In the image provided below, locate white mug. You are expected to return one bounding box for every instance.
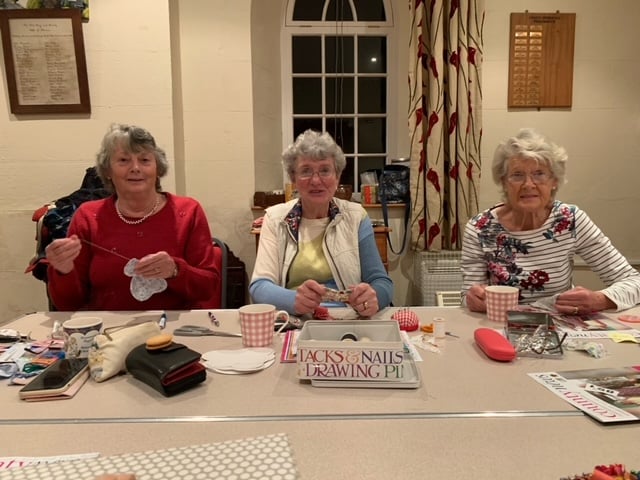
[62,316,103,358]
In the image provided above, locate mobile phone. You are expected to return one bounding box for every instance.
[19,358,89,400]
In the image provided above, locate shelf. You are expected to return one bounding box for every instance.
[253,203,406,211]
[362,203,406,208]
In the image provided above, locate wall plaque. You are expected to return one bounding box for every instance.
[508,12,575,108]
[0,8,90,114]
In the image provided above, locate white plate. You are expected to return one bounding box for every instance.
[205,357,275,375]
[202,348,275,371]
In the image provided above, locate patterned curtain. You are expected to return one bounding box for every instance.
[408,0,484,251]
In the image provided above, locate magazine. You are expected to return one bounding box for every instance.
[512,305,640,338]
[529,366,640,423]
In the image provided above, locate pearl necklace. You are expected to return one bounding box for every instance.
[115,196,160,225]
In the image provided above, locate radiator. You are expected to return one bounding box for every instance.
[414,251,463,306]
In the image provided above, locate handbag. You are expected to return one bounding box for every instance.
[125,342,206,396]
[378,165,411,254]
[88,321,161,383]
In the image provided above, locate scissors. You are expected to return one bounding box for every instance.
[173,325,242,338]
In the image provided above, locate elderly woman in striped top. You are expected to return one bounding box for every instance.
[462,128,640,315]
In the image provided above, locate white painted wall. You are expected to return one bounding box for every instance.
[1,0,638,322]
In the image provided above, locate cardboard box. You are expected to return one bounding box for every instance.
[296,320,405,381]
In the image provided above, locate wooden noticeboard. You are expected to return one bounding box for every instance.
[508,12,575,108]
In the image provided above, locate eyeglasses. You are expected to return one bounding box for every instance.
[295,167,335,180]
[506,171,552,184]
[512,325,567,357]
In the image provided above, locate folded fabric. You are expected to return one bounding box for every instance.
[125,342,206,397]
[88,321,161,383]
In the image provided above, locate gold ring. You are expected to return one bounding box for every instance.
[363,301,369,310]
[573,306,579,315]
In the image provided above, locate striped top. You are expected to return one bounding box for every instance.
[461,201,640,311]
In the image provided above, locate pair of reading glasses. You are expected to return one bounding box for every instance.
[506,171,552,184]
[513,325,567,355]
[295,167,336,180]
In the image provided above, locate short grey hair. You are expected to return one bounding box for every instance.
[282,129,346,181]
[95,123,169,193]
[492,128,567,197]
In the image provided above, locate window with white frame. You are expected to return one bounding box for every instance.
[282,0,395,192]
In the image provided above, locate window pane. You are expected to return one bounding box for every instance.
[293,78,322,114]
[292,36,321,73]
[340,157,355,187]
[293,118,323,139]
[326,118,355,153]
[358,118,386,153]
[358,36,386,74]
[325,36,354,73]
[326,0,354,21]
[326,77,354,114]
[353,0,386,21]
[358,77,385,114]
[292,0,325,21]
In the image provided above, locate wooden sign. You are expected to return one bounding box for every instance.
[508,12,575,108]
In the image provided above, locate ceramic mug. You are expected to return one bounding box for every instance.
[239,304,289,347]
[62,316,103,358]
[485,286,519,323]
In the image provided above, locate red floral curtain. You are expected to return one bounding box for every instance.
[408,0,484,251]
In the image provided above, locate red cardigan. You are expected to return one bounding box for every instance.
[48,193,220,311]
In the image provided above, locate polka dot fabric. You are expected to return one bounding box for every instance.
[391,308,419,332]
[0,433,297,480]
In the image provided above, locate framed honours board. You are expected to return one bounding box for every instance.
[0,8,90,115]
[508,12,575,108]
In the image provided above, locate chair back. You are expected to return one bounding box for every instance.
[212,237,228,309]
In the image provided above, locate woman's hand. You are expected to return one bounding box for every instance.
[134,251,178,279]
[294,279,325,315]
[466,284,488,312]
[348,282,379,317]
[45,234,82,274]
[554,286,616,314]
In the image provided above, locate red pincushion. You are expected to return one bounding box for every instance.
[313,306,333,320]
[391,309,419,331]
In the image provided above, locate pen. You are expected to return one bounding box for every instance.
[159,312,167,330]
[208,311,220,327]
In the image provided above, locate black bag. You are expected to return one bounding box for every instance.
[379,165,410,204]
[125,342,206,397]
[378,165,411,254]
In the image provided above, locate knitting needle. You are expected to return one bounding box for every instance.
[80,238,131,261]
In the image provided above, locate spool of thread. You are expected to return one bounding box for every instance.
[340,332,358,342]
[433,317,446,339]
